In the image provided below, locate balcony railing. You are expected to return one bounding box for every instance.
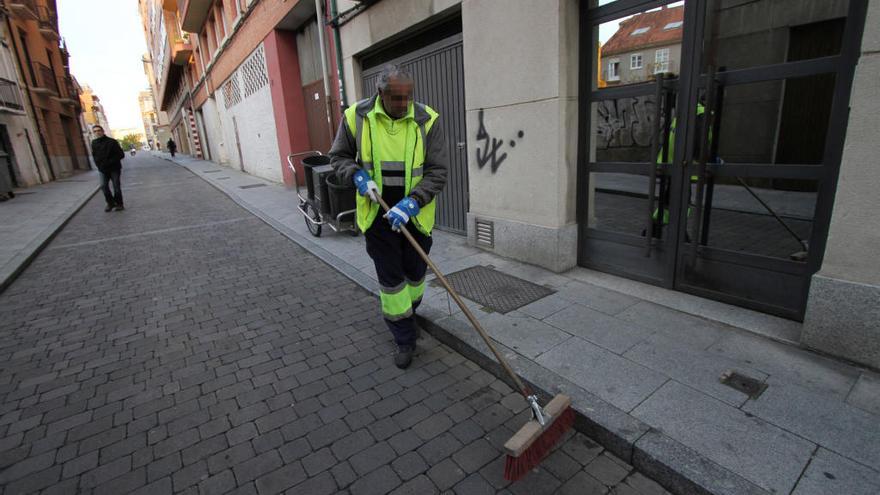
[38,6,60,41]
[8,0,39,20]
[172,36,193,66]
[53,75,78,105]
[30,62,59,95]
[0,78,25,113]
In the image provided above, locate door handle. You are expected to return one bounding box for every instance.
[645,74,666,257]
[691,65,718,260]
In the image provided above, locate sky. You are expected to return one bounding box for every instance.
[58,0,149,132]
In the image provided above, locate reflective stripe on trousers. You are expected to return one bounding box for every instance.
[365,217,432,346]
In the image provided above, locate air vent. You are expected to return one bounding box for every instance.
[475,218,494,249]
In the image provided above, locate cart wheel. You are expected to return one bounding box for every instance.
[304,203,322,237]
[348,227,359,237]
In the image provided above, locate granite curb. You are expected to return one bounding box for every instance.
[0,181,100,295]
[167,154,769,495]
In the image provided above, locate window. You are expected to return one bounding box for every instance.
[631,27,650,36]
[664,21,683,30]
[654,48,670,73]
[630,53,643,70]
[607,59,620,81]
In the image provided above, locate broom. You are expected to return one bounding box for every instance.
[375,196,574,481]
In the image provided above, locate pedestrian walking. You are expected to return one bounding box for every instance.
[330,64,448,369]
[167,138,177,157]
[90,125,125,212]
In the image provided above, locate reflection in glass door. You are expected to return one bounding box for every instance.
[579,1,691,285]
[578,0,867,319]
[674,0,865,319]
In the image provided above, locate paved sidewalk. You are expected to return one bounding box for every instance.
[0,171,100,293]
[0,155,669,494]
[160,151,880,495]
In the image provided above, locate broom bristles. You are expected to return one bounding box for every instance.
[503,405,575,481]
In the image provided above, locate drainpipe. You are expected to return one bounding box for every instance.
[329,0,347,108]
[314,0,335,140]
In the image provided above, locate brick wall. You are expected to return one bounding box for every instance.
[201,0,298,102]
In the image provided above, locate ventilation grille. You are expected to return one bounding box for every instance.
[475,219,494,249]
[241,45,268,98]
[222,73,241,109]
[222,44,268,109]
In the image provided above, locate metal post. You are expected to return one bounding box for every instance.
[314,0,336,141]
[329,0,347,108]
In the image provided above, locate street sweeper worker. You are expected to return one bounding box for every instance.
[329,64,449,370]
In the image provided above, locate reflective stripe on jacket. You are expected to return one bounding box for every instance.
[329,94,448,235]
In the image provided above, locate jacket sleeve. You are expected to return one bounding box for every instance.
[90,141,100,163]
[409,121,449,207]
[114,140,125,161]
[329,120,360,184]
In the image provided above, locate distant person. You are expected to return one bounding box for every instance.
[90,125,125,212]
[0,163,13,202]
[166,138,177,157]
[130,146,136,157]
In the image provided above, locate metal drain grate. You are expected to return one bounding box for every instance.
[720,371,767,399]
[239,183,267,189]
[217,177,230,180]
[437,265,555,314]
[203,170,223,173]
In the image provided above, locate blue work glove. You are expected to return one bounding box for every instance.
[352,169,378,202]
[385,197,420,231]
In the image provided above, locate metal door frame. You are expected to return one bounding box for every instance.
[577,0,868,319]
[577,0,700,286]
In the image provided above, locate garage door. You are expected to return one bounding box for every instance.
[362,34,468,234]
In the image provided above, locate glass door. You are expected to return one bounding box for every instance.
[672,0,866,319]
[578,0,692,286]
[578,0,867,320]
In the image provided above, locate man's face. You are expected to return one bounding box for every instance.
[93,127,104,137]
[379,77,414,119]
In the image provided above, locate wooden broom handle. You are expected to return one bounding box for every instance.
[376,196,532,398]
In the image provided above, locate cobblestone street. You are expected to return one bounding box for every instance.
[0,156,669,495]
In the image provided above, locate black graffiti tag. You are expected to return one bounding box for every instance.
[476,108,520,174]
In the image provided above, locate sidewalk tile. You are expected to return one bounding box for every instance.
[544,304,654,354]
[536,338,666,411]
[623,338,768,407]
[556,281,641,316]
[792,448,880,495]
[846,372,880,416]
[617,301,727,350]
[743,380,880,471]
[632,381,814,494]
[708,332,859,398]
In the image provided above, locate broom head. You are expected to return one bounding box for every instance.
[503,394,574,481]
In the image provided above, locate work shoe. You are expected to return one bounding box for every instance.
[115,204,125,211]
[104,205,114,212]
[394,345,415,369]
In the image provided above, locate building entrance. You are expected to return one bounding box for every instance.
[578,0,867,319]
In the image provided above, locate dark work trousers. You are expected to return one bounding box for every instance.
[101,169,123,207]
[365,217,433,348]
